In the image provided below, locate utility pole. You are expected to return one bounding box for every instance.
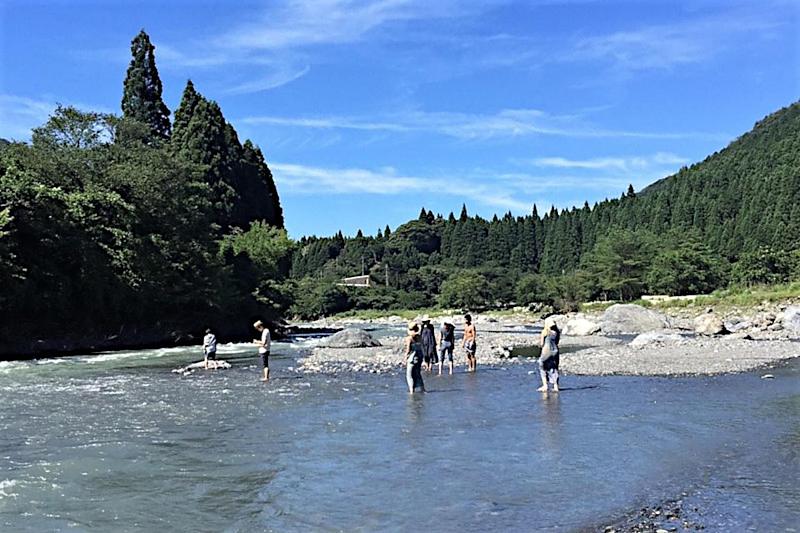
[385,263,390,287]
[361,255,365,276]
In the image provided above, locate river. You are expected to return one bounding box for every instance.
[1,334,798,532]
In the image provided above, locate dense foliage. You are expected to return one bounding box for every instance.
[2,29,799,345]
[290,102,800,315]
[0,32,285,354]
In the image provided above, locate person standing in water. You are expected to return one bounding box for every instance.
[252,320,271,382]
[402,322,425,393]
[438,322,455,375]
[463,314,477,372]
[203,328,218,369]
[538,322,561,393]
[420,317,438,372]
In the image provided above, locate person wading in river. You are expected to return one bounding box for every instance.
[203,327,218,370]
[420,316,438,372]
[438,322,455,375]
[252,320,271,382]
[402,322,426,393]
[538,321,561,393]
[463,314,477,372]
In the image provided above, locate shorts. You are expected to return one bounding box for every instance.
[539,353,559,372]
[259,351,270,368]
[205,351,217,360]
[465,340,476,357]
[439,341,454,362]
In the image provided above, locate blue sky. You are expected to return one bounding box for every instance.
[1,0,798,237]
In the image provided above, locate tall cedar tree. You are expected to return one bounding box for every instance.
[172,80,283,230]
[121,30,171,139]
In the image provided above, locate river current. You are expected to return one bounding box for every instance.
[1,333,798,532]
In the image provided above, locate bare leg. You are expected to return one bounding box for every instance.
[537,367,548,392]
[551,369,559,392]
[449,360,454,375]
[261,367,270,381]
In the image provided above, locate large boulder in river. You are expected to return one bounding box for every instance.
[629,331,684,348]
[564,316,601,336]
[543,314,567,330]
[694,312,728,335]
[783,306,800,335]
[318,328,382,348]
[600,304,671,334]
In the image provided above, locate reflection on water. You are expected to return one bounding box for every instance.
[538,393,563,457]
[0,341,798,532]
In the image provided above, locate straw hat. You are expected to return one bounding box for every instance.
[253,320,264,328]
[420,314,431,323]
[407,321,420,334]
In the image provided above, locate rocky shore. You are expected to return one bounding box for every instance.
[296,303,800,376]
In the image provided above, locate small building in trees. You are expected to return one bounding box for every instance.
[339,275,372,287]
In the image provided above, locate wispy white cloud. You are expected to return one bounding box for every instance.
[271,161,533,210]
[272,162,430,194]
[216,0,463,50]
[241,115,409,132]
[240,109,728,141]
[567,9,783,72]
[223,65,312,95]
[527,152,689,172]
[0,95,54,140]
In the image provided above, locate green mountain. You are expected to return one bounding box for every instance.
[289,101,800,316]
[637,101,800,254]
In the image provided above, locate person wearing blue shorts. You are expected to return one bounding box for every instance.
[437,322,455,375]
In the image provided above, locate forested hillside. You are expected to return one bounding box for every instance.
[289,102,800,317]
[0,31,287,356]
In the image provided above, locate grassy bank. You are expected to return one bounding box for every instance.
[580,281,800,314]
[327,282,800,323]
[653,282,800,310]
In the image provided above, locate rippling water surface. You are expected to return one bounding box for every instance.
[1,336,798,532]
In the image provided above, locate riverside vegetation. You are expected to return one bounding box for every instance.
[1,30,799,357]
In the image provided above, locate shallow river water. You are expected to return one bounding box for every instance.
[1,336,798,532]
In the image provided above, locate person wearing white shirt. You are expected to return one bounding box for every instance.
[252,320,271,382]
[203,328,218,369]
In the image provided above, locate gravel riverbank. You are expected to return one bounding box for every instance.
[296,306,800,376]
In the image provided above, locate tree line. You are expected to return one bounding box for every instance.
[0,31,287,354]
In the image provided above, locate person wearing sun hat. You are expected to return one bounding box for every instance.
[419,315,438,372]
[402,321,425,393]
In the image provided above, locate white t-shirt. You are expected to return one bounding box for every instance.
[259,328,271,354]
[203,333,217,353]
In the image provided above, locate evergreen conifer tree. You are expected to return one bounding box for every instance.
[121,30,171,139]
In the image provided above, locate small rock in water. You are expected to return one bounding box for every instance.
[761,374,775,379]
